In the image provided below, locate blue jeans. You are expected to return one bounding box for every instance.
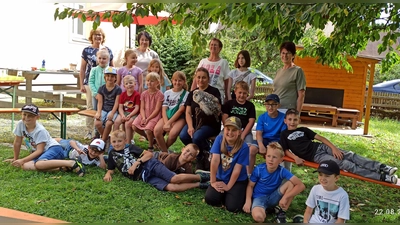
[34,145,65,163]
[313,143,383,181]
[179,125,219,159]
[251,188,283,210]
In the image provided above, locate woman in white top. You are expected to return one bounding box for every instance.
[190,38,230,103]
[133,31,159,74]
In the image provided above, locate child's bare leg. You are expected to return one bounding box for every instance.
[125,118,134,144]
[145,129,155,148]
[35,160,75,171]
[164,182,200,192]
[154,120,168,152]
[170,173,200,183]
[113,115,123,131]
[22,161,37,170]
[252,207,267,223]
[166,119,185,149]
[133,125,146,138]
[94,120,104,137]
[102,120,114,142]
[248,145,259,175]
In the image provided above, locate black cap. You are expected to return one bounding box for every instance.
[21,104,39,116]
[265,94,280,103]
[314,160,340,175]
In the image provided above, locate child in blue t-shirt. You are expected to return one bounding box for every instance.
[248,93,287,175]
[205,116,249,213]
[243,142,305,223]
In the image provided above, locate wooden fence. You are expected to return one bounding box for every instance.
[254,85,400,111]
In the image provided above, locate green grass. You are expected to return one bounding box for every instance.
[1,99,400,222]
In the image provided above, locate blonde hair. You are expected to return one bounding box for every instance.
[220,126,244,157]
[267,142,285,158]
[171,71,188,91]
[96,49,110,64]
[147,59,170,87]
[88,28,106,44]
[234,81,249,92]
[146,72,160,82]
[110,130,126,140]
[183,143,200,156]
[123,75,136,84]
[123,49,137,66]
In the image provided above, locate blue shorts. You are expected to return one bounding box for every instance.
[251,188,283,210]
[142,158,175,191]
[34,145,65,163]
[100,110,118,126]
[251,138,275,148]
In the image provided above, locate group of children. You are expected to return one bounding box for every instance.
[3,47,399,223]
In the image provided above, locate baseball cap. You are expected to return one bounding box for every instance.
[314,160,340,175]
[104,66,117,75]
[89,139,105,151]
[21,104,39,116]
[265,94,280,103]
[224,116,242,130]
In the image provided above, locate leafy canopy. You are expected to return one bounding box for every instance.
[54,3,400,72]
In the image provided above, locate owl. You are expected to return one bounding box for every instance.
[192,90,221,122]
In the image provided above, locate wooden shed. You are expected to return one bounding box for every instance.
[294,51,380,135]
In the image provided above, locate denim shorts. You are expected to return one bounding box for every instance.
[251,138,274,148]
[142,158,176,191]
[34,145,65,163]
[251,188,283,210]
[100,110,118,126]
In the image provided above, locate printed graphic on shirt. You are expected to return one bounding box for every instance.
[202,63,221,87]
[112,148,136,173]
[316,197,339,223]
[230,106,248,116]
[287,131,305,140]
[123,101,135,111]
[221,153,233,171]
[166,95,178,107]
[23,131,36,152]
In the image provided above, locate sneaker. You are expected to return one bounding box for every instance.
[380,164,398,176]
[196,169,210,182]
[383,174,398,184]
[84,132,92,140]
[275,206,287,223]
[131,139,135,145]
[199,181,210,189]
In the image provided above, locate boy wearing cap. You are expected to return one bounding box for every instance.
[94,66,122,144]
[248,94,287,175]
[4,104,85,176]
[243,142,305,223]
[304,160,350,223]
[281,109,398,184]
[55,138,107,169]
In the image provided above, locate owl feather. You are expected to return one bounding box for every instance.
[192,90,221,122]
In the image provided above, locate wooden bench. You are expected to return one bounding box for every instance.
[302,103,337,116]
[78,109,97,118]
[0,108,81,139]
[283,156,400,189]
[332,108,360,129]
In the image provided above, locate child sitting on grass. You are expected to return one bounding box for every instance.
[243,142,305,223]
[55,138,107,169]
[4,104,85,176]
[281,108,398,184]
[103,130,210,192]
[303,160,350,223]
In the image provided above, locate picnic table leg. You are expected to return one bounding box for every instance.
[11,85,16,131]
[50,112,67,139]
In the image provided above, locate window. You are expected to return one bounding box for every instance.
[70,3,88,43]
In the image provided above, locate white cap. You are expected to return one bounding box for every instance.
[89,139,105,151]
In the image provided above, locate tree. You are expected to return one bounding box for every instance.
[54,3,400,72]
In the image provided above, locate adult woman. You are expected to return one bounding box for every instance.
[180,67,222,170]
[190,38,230,103]
[273,41,306,113]
[79,28,114,140]
[133,31,159,74]
[226,50,256,100]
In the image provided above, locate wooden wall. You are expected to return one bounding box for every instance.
[294,56,377,121]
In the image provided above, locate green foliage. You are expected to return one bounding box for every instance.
[372,63,400,84]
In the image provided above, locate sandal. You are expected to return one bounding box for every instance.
[147,146,154,152]
[59,166,73,172]
[71,158,85,177]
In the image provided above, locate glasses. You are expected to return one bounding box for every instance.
[264,103,278,107]
[280,52,292,56]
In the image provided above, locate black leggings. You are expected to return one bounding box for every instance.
[205,179,248,212]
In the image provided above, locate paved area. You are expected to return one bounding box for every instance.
[0,207,67,223]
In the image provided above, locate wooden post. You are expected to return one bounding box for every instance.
[364,63,375,135]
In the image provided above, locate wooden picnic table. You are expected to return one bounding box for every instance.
[0,108,80,139]
[0,80,23,130]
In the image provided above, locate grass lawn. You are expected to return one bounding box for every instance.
[0,100,399,222]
